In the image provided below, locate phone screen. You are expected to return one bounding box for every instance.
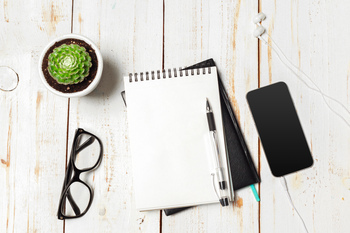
[246,82,313,177]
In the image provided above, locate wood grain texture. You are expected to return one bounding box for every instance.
[2,0,350,232]
[0,1,71,232]
[162,0,259,232]
[259,0,350,232]
[65,0,163,232]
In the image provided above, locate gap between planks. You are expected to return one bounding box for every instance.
[159,0,165,232]
[257,1,262,233]
[63,98,70,233]
[63,0,74,230]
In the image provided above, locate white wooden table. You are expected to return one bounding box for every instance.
[1,0,350,232]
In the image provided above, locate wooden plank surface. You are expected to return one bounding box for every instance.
[65,0,163,232]
[0,1,71,232]
[259,0,350,232]
[161,0,259,232]
[1,0,350,232]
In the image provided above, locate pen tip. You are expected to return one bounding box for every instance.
[206,98,210,111]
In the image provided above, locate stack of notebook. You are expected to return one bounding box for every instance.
[123,59,260,215]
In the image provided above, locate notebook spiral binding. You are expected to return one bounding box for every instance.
[128,67,212,83]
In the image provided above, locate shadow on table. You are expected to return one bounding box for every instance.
[86,58,121,99]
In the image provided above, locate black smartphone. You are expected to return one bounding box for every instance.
[246,82,313,177]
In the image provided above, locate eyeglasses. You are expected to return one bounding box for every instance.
[57,128,103,220]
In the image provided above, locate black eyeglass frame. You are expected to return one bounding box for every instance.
[57,128,103,220]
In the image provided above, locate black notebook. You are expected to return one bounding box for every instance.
[163,59,260,216]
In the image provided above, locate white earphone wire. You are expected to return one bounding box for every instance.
[279,177,309,233]
[265,32,350,116]
[253,16,348,233]
[257,29,350,128]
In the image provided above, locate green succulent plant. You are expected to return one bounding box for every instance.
[48,43,92,85]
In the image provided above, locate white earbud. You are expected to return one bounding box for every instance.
[253,26,265,38]
[253,12,266,24]
[253,13,267,38]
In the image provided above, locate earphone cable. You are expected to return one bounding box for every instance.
[265,31,350,117]
[279,177,309,233]
[258,34,350,128]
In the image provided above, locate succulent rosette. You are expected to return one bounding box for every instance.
[48,44,92,85]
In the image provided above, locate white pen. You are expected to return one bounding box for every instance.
[206,98,229,207]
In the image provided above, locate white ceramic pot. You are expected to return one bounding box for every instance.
[38,34,103,98]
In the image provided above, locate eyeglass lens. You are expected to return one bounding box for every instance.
[62,182,91,217]
[74,133,101,170]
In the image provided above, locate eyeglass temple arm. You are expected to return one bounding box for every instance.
[60,142,81,216]
[76,136,95,154]
[66,190,81,215]
[60,160,81,216]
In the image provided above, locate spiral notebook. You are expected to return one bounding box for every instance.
[163,59,260,216]
[124,66,233,211]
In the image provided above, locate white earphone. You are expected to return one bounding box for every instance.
[253,12,267,38]
[253,26,265,38]
[252,13,350,233]
[253,12,266,25]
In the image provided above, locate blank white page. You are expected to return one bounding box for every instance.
[124,67,231,211]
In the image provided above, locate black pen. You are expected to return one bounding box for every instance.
[206,98,229,207]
